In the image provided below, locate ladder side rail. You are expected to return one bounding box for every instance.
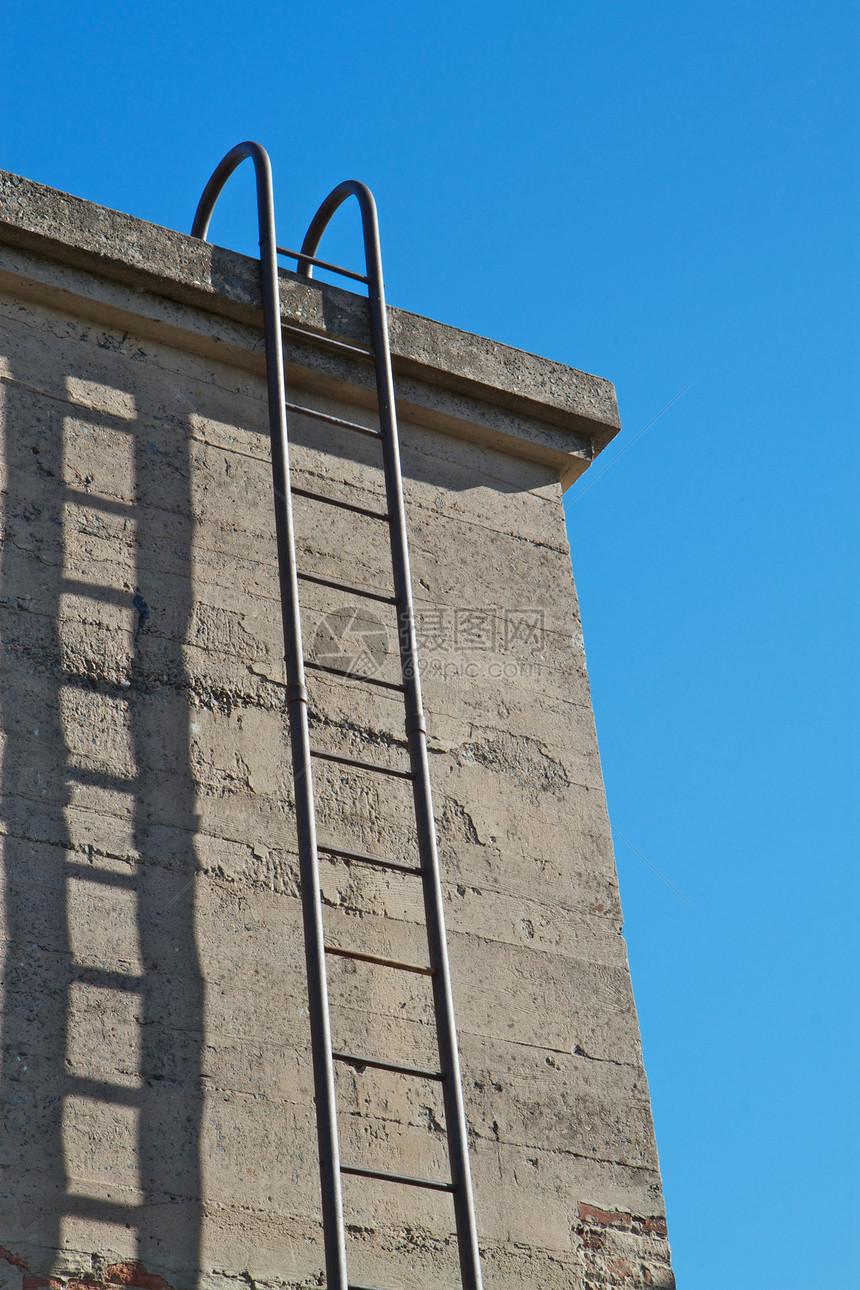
[192,142,349,1290]
[300,184,484,1290]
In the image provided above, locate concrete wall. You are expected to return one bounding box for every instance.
[0,173,674,1290]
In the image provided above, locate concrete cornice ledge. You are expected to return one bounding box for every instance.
[0,170,620,489]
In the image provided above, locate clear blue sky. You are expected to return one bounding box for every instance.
[2,3,857,1285]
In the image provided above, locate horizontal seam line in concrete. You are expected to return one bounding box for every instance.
[454,1030,643,1066]
[318,919,629,972]
[469,1134,660,1171]
[0,820,620,903]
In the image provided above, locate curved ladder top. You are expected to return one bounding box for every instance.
[297,180,384,292]
[188,140,287,539]
[192,153,382,304]
[191,140,275,243]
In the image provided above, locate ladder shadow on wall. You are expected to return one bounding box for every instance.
[0,355,205,1287]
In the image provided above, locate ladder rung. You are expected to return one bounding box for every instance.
[349,1284,408,1290]
[60,578,131,608]
[324,945,434,976]
[305,660,405,693]
[332,1050,444,1081]
[66,1195,140,1219]
[291,485,388,520]
[317,842,422,876]
[297,571,397,605]
[311,748,413,780]
[72,965,144,992]
[284,399,382,439]
[65,1075,141,1104]
[282,322,375,360]
[67,767,136,794]
[340,1164,455,1193]
[65,861,137,888]
[63,487,134,515]
[276,244,369,284]
[350,1284,426,1290]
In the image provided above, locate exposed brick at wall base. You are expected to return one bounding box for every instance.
[1,1252,173,1290]
[574,1206,674,1287]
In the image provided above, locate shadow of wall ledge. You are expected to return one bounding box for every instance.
[0,169,620,491]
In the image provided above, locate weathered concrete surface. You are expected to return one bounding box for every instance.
[0,174,672,1290]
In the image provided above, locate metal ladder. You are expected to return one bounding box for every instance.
[192,142,483,1290]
